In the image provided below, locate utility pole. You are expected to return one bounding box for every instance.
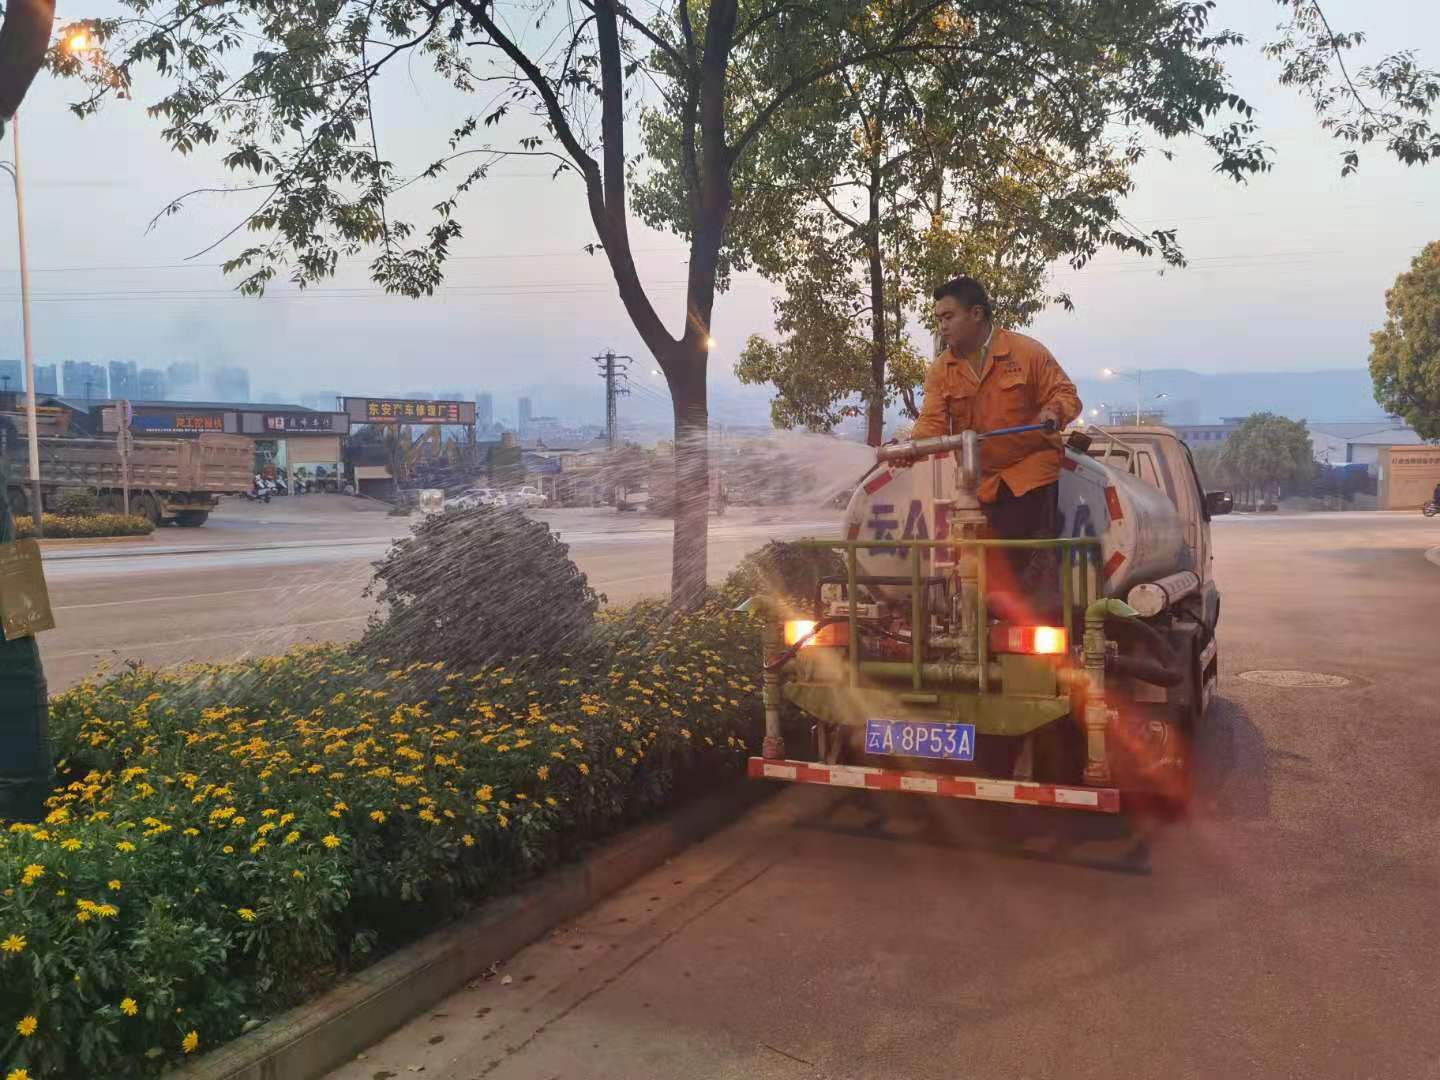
[594,350,632,451]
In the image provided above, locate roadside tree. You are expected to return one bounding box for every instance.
[1370,240,1440,440]
[1220,412,1314,507]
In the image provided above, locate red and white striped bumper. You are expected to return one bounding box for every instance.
[748,757,1121,814]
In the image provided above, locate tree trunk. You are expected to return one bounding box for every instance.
[865,170,887,447]
[668,351,710,610]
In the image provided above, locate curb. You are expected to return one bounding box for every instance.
[173,780,774,1080]
[33,534,154,548]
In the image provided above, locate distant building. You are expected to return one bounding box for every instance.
[109,360,139,400]
[33,364,58,396]
[137,368,166,400]
[523,416,605,448]
[166,362,201,401]
[403,390,435,401]
[299,391,342,412]
[1309,418,1423,468]
[214,365,251,402]
[1172,417,1246,446]
[0,359,21,393]
[518,396,533,437]
[62,360,108,400]
[476,392,494,428]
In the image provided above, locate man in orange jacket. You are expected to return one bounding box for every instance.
[911,276,1082,602]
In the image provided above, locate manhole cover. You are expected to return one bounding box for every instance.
[1236,669,1350,688]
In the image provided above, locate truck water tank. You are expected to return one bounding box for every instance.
[840,448,1192,601]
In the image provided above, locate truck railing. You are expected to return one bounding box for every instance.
[788,536,1103,694]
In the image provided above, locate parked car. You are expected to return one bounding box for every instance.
[444,487,507,511]
[506,485,550,508]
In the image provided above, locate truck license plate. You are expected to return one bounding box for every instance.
[865,720,975,762]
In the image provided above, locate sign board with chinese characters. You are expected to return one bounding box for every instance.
[263,412,335,433]
[1380,445,1440,509]
[129,410,232,434]
[0,540,55,640]
[343,397,476,426]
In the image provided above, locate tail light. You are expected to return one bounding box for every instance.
[784,620,850,648]
[990,624,1068,655]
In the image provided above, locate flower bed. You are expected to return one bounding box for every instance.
[0,597,760,1078]
[14,514,154,540]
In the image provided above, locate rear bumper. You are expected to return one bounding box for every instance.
[748,756,1120,813]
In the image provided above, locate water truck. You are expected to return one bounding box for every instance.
[745,423,1233,815]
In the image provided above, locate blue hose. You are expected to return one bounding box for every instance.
[978,422,1051,440]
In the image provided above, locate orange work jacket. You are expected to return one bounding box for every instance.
[910,328,1082,503]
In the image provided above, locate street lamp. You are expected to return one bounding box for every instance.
[0,117,44,533]
[1101,368,1168,425]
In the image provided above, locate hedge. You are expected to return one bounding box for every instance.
[0,595,760,1078]
[13,514,154,540]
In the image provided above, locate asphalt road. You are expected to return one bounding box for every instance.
[36,501,840,690]
[327,510,1440,1080]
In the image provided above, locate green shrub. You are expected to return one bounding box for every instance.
[724,540,844,606]
[53,488,99,518]
[14,514,154,539]
[7,594,760,1077]
[362,505,603,669]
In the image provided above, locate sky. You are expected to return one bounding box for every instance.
[2,0,1438,429]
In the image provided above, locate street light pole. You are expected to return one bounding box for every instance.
[1,112,44,534]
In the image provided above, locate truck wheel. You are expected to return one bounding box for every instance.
[175,511,210,528]
[1112,709,1192,820]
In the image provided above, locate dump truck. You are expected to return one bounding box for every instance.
[0,410,253,527]
[746,422,1232,815]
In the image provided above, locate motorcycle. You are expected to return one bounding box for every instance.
[242,476,273,504]
[1424,501,1438,518]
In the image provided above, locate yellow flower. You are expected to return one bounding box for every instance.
[257,822,276,836]
[96,903,119,919]
[1,934,25,954]
[116,841,136,853]
[370,810,386,824]
[222,845,235,854]
[461,834,475,847]
[578,763,590,776]
[20,864,44,886]
[7,1068,30,1080]
[535,765,549,781]
[283,831,301,845]
[615,747,626,758]
[182,1029,200,1054]
[237,908,257,922]
[292,869,305,880]
[16,1014,37,1037]
[496,814,510,829]
[120,997,138,1016]
[322,834,341,849]
[60,838,83,852]
[477,785,493,802]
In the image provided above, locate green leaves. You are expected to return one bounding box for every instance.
[1369,239,1440,440]
[1220,412,1316,499]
